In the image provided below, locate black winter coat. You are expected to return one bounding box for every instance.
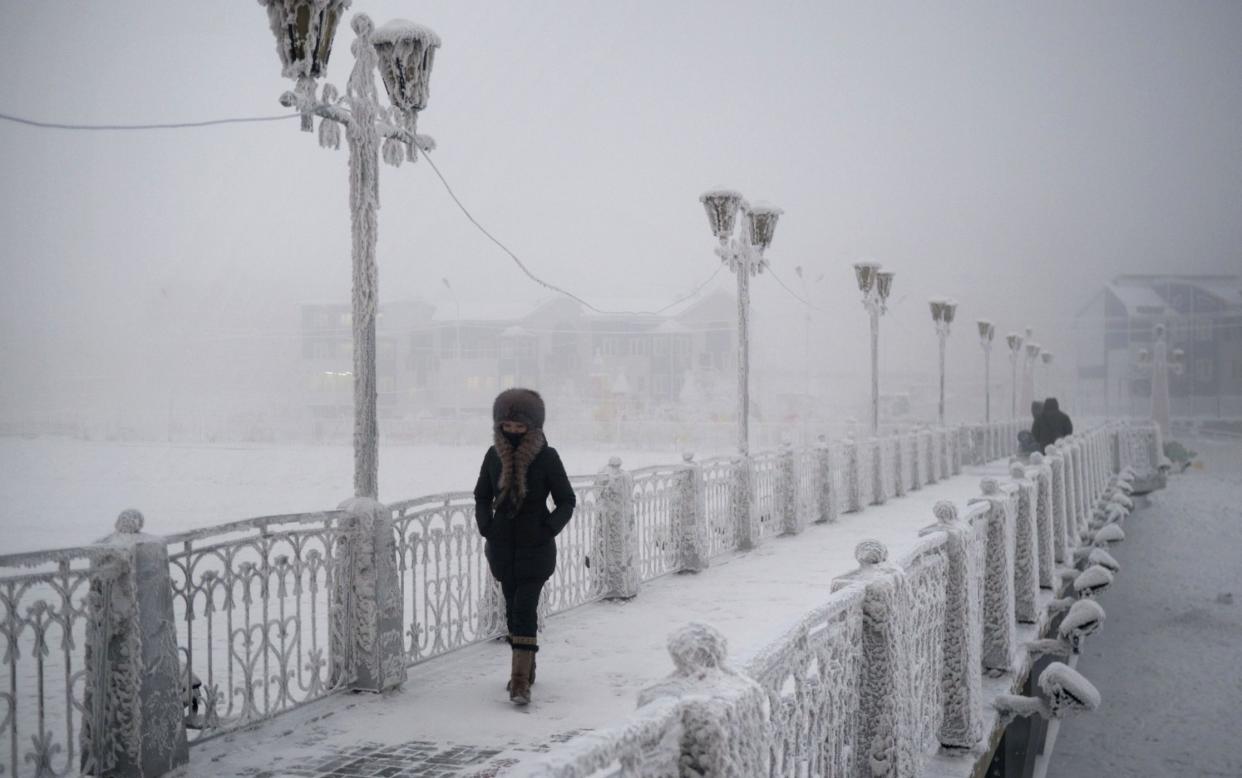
[474,444,576,584]
[1032,398,1073,451]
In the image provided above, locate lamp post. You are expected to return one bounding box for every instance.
[1022,340,1042,413]
[929,299,957,426]
[977,320,995,423]
[1136,323,1184,437]
[853,262,894,435]
[258,1,441,499]
[1006,331,1024,419]
[441,277,461,421]
[1039,350,1054,399]
[794,266,824,442]
[699,190,782,456]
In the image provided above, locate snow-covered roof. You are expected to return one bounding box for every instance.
[1107,284,1168,315]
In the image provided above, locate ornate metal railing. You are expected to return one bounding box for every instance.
[746,586,865,776]
[701,457,737,558]
[166,510,352,745]
[794,447,821,525]
[0,546,120,778]
[631,466,685,582]
[389,493,492,665]
[897,537,950,760]
[544,475,607,614]
[751,451,782,540]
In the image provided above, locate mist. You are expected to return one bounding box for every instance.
[2,0,1240,437]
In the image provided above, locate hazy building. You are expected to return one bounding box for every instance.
[1074,274,1242,418]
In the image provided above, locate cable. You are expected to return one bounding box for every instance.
[764,266,827,312]
[419,149,724,317]
[0,110,300,131]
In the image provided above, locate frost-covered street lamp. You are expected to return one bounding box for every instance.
[258,0,441,498]
[1038,350,1054,399]
[1006,331,1024,419]
[1136,323,1183,437]
[853,262,894,435]
[1019,329,1040,413]
[699,190,782,455]
[977,320,995,423]
[929,300,957,426]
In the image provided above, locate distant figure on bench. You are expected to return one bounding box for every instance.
[1018,400,1044,456]
[1032,397,1074,453]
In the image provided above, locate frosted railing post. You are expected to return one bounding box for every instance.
[1029,453,1056,589]
[869,437,886,506]
[845,438,862,513]
[1061,441,1082,544]
[1048,447,1070,565]
[1074,438,1090,536]
[677,453,710,573]
[923,429,938,485]
[910,431,924,491]
[732,455,759,550]
[970,480,1016,674]
[778,442,803,535]
[893,434,907,498]
[830,540,917,778]
[950,427,963,476]
[600,458,640,599]
[83,510,188,777]
[815,436,838,523]
[336,497,406,692]
[637,623,766,776]
[920,502,984,749]
[940,428,952,480]
[1009,464,1039,624]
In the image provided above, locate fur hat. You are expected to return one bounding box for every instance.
[493,388,545,430]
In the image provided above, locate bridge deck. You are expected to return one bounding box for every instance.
[190,461,1011,778]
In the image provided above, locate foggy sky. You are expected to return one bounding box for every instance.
[2,1,1240,419]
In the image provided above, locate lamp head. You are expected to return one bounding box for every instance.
[746,204,782,252]
[700,189,743,242]
[1041,351,1054,365]
[372,19,442,116]
[853,262,881,295]
[259,0,352,81]
[1006,332,1023,352]
[876,271,895,302]
[977,320,994,341]
[943,301,958,325]
[929,299,946,322]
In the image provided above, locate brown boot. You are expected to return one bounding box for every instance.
[509,637,537,705]
[504,636,536,690]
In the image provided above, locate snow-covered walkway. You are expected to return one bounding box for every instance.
[188,459,1011,778]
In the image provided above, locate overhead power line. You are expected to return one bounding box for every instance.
[0,110,301,131]
[0,106,726,317]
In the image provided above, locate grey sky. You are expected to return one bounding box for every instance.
[2,1,1240,417]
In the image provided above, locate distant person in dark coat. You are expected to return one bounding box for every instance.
[1019,400,1044,455]
[1032,396,1073,452]
[474,388,575,705]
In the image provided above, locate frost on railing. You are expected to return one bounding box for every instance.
[0,546,123,777]
[794,447,821,526]
[898,538,949,760]
[751,451,781,540]
[701,457,737,558]
[745,586,865,777]
[631,466,685,581]
[901,433,918,493]
[546,476,607,613]
[166,510,353,743]
[517,695,683,778]
[878,436,896,503]
[390,493,493,662]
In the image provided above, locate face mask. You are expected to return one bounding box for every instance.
[502,430,525,448]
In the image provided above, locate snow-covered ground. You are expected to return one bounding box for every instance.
[0,437,724,554]
[185,460,1009,777]
[1048,435,1242,778]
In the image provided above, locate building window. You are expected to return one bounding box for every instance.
[653,338,668,356]
[1194,320,1213,342]
[602,338,620,356]
[629,338,646,356]
[467,375,482,391]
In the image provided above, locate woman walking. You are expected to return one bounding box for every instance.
[474,388,576,705]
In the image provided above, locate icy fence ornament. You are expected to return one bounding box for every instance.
[1030,453,1057,588]
[920,501,985,749]
[969,479,1016,674]
[1009,463,1040,623]
[745,587,865,776]
[599,459,639,599]
[831,538,948,778]
[676,453,710,573]
[994,662,1100,725]
[166,507,355,744]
